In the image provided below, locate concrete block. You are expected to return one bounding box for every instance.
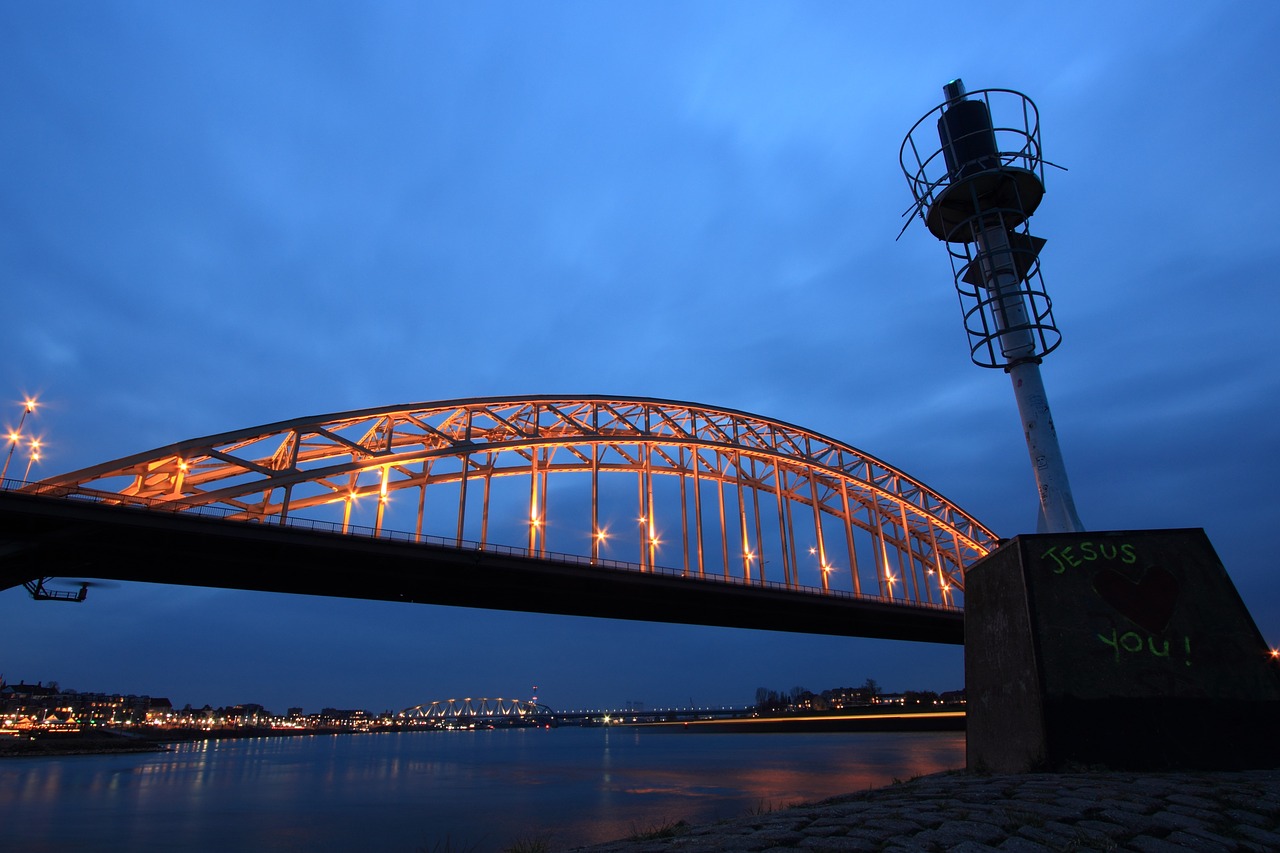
[965,529,1280,772]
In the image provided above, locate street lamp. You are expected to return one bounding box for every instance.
[1,397,37,483]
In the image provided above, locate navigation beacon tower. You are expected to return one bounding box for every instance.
[900,79,1083,534]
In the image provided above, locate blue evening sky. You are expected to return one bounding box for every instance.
[2,1,1277,714]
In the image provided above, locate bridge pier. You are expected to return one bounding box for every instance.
[964,529,1280,772]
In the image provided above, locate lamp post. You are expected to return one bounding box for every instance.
[1,397,37,483]
[23,438,41,483]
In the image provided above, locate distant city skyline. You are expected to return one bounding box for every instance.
[2,674,958,717]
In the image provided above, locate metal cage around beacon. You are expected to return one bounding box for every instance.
[900,87,1063,369]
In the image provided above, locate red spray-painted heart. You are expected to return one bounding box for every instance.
[1091,565,1179,634]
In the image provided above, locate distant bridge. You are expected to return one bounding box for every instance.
[0,396,997,643]
[399,697,554,723]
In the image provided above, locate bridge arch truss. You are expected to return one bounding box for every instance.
[398,697,552,722]
[43,396,997,607]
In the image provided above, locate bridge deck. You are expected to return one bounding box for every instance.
[0,491,963,644]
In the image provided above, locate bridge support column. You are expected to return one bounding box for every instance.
[965,529,1280,772]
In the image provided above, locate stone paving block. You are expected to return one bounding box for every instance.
[1222,808,1272,828]
[1014,824,1081,849]
[862,817,923,834]
[1171,782,1226,799]
[1254,791,1280,810]
[1166,802,1228,823]
[1095,798,1155,815]
[699,824,754,837]
[1163,830,1232,852]
[800,823,851,838]
[819,804,876,818]
[958,803,1020,820]
[1074,818,1128,839]
[750,829,805,847]
[663,841,733,853]
[1053,821,1118,848]
[725,836,778,852]
[1008,785,1064,799]
[853,807,903,820]
[806,817,858,828]
[843,828,892,843]
[912,819,1006,847]
[1233,823,1280,847]
[1051,795,1105,812]
[685,824,723,836]
[1165,792,1221,810]
[1182,824,1253,850]
[1126,835,1197,853]
[796,838,880,852]
[1149,809,1210,833]
[1236,841,1280,853]
[995,838,1054,853]
[1076,783,1129,798]
[1095,808,1161,834]
[996,800,1080,821]
[1127,778,1187,798]
[784,808,824,820]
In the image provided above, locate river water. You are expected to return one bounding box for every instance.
[2,727,964,851]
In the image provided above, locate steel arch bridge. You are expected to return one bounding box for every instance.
[398,697,553,723]
[37,396,997,608]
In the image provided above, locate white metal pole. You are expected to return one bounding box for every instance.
[974,222,1083,533]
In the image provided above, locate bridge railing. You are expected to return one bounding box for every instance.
[4,477,961,614]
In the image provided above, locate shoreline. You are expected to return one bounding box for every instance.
[0,725,380,757]
[575,767,1280,851]
[633,710,964,734]
[0,731,167,757]
[1,708,965,757]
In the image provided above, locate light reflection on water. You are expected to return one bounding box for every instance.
[0,728,963,851]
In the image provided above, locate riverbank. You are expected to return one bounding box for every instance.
[0,725,381,757]
[575,767,1280,852]
[0,730,165,757]
[632,710,964,734]
[0,708,963,758]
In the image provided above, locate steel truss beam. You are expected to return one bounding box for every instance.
[38,396,996,606]
[399,697,551,720]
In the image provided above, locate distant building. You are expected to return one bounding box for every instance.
[820,686,876,708]
[146,698,174,722]
[1,681,59,699]
[225,703,269,723]
[1,684,159,726]
[318,708,371,728]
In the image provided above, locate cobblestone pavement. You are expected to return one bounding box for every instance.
[575,769,1280,852]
